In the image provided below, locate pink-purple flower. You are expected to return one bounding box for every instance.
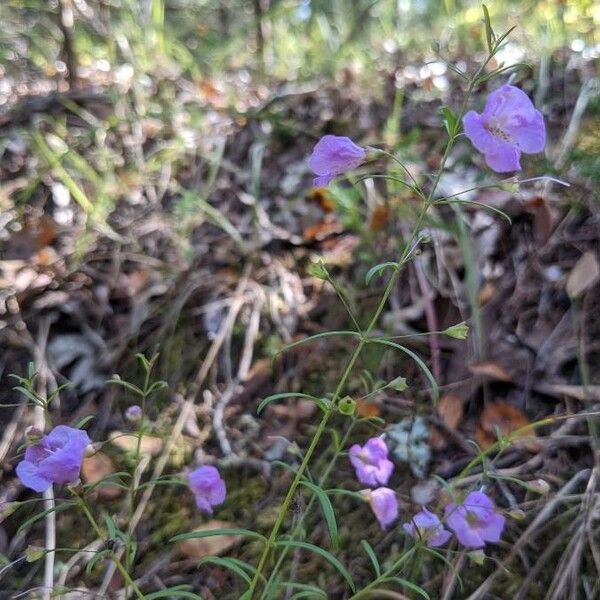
[16,425,91,493]
[308,135,366,187]
[187,465,226,514]
[362,487,398,529]
[444,491,506,549]
[402,508,452,547]
[349,437,394,487]
[463,85,545,173]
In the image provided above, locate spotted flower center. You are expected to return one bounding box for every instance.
[486,121,514,143]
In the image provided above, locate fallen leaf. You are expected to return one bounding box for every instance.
[309,187,335,213]
[369,204,390,232]
[355,400,381,418]
[81,453,122,500]
[429,394,464,451]
[176,520,242,559]
[302,219,343,242]
[476,402,539,451]
[109,431,163,456]
[468,361,512,382]
[566,250,600,299]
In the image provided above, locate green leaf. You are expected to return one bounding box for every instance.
[434,199,511,224]
[439,106,457,136]
[380,577,430,599]
[368,339,439,402]
[17,502,76,535]
[276,331,362,358]
[365,262,398,286]
[279,582,328,599]
[360,540,381,577]
[482,4,495,53]
[144,586,204,599]
[170,528,266,544]
[74,415,95,429]
[197,556,254,584]
[106,377,144,397]
[274,540,355,592]
[300,481,339,549]
[257,393,331,415]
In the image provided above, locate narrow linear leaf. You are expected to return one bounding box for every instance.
[170,528,266,544]
[276,331,362,358]
[360,540,381,577]
[380,577,430,599]
[257,393,331,415]
[300,481,339,549]
[144,586,204,600]
[279,582,327,599]
[434,199,511,224]
[366,262,398,286]
[369,339,439,401]
[197,556,252,585]
[274,540,355,592]
[18,502,76,535]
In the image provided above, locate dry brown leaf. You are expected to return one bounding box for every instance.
[309,187,335,213]
[437,394,464,429]
[302,220,343,242]
[176,520,242,559]
[81,453,122,500]
[355,400,381,418]
[429,394,464,451]
[109,431,163,456]
[476,401,539,451]
[369,204,390,232]
[468,361,512,382]
[566,250,600,299]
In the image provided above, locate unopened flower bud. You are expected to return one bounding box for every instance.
[125,405,143,423]
[443,321,469,340]
[25,426,43,443]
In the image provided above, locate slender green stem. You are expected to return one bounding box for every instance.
[249,52,491,597]
[76,497,145,600]
[349,547,417,599]
[259,421,358,598]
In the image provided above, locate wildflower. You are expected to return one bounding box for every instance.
[187,465,226,514]
[402,508,452,547]
[125,405,143,423]
[16,426,91,493]
[308,135,366,186]
[349,437,394,487]
[444,490,506,549]
[362,487,398,529]
[463,85,545,173]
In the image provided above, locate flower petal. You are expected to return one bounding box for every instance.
[479,512,506,543]
[504,109,546,154]
[463,111,499,155]
[16,460,53,492]
[485,145,522,172]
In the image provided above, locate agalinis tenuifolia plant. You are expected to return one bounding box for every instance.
[8,7,558,600]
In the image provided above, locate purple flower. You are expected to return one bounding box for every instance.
[444,491,506,549]
[362,487,398,529]
[463,85,545,172]
[402,508,452,547]
[16,426,91,493]
[308,135,366,187]
[187,466,226,514]
[349,437,394,487]
[125,405,142,422]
